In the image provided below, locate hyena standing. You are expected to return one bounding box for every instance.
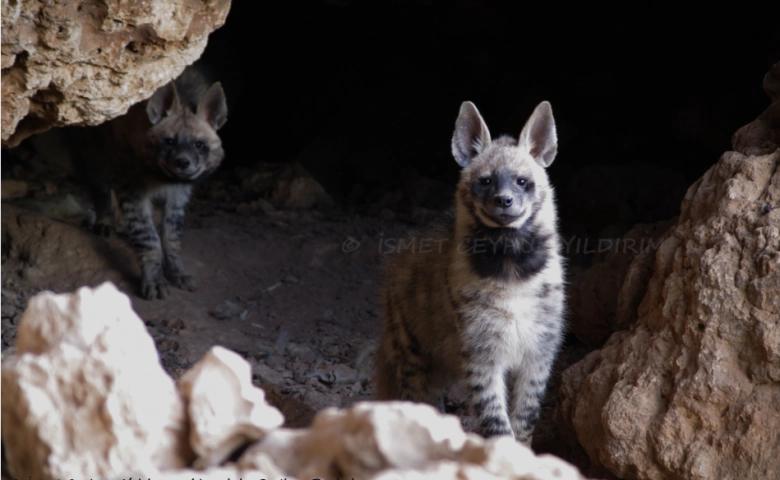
[374,101,565,444]
[72,66,228,299]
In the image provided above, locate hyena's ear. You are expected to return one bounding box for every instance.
[197,82,228,131]
[451,101,491,167]
[518,101,558,167]
[146,82,181,125]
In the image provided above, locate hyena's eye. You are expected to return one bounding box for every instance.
[194,141,204,149]
[517,178,528,187]
[164,138,174,145]
[479,178,492,186]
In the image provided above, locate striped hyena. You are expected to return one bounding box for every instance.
[374,101,565,444]
[72,66,228,299]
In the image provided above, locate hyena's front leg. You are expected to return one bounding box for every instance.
[121,196,169,299]
[161,189,196,292]
[507,354,556,445]
[464,353,514,438]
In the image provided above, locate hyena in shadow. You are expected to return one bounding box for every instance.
[375,101,565,445]
[71,65,228,299]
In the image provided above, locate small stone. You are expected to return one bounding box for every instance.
[252,363,285,386]
[1,304,17,319]
[265,355,286,370]
[287,342,317,363]
[211,300,244,320]
[329,364,359,384]
[302,390,342,411]
[1,289,19,303]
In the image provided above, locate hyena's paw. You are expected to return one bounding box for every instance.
[141,274,170,300]
[166,271,197,292]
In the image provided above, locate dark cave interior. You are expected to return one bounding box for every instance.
[196,1,779,238]
[3,2,778,273]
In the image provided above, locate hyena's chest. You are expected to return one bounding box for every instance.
[456,278,553,364]
[120,183,192,227]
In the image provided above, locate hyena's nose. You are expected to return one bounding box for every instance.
[174,158,191,169]
[494,195,513,208]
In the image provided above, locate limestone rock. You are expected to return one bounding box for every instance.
[124,466,287,480]
[1,0,231,147]
[1,282,193,479]
[239,401,585,480]
[178,345,285,469]
[568,220,673,346]
[557,75,780,479]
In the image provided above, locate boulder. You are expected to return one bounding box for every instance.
[239,401,586,480]
[556,63,780,479]
[1,282,193,479]
[1,0,231,147]
[178,345,284,468]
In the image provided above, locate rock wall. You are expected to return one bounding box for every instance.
[556,63,780,480]
[1,0,231,147]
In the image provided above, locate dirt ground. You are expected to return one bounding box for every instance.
[1,137,594,468]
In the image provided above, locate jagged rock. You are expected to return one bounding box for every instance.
[568,220,674,346]
[238,401,585,480]
[1,282,193,479]
[556,72,780,479]
[1,0,231,147]
[178,345,284,469]
[123,465,287,480]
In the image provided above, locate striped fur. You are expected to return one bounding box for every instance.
[374,101,565,444]
[72,65,228,299]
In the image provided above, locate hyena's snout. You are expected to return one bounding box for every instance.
[493,194,514,208]
[484,184,525,225]
[162,145,206,180]
[174,156,191,170]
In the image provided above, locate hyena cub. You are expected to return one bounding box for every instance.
[375,101,565,444]
[73,66,228,299]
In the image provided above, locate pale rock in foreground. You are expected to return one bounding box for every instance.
[120,466,288,480]
[239,401,585,480]
[178,345,285,468]
[1,282,193,479]
[1,282,584,480]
